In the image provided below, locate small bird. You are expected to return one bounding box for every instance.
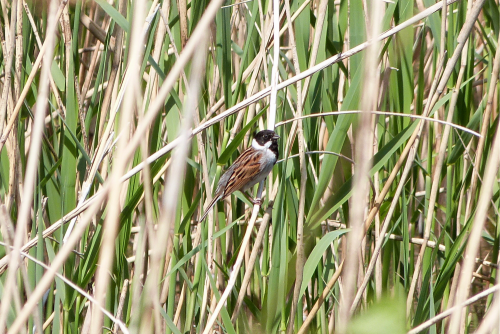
[199,130,280,221]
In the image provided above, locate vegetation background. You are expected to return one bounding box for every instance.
[0,0,499,333]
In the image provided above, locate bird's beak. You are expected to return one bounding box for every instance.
[273,134,280,140]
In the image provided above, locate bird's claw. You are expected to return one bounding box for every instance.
[251,198,263,206]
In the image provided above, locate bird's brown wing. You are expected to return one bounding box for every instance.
[201,148,263,221]
[222,148,263,198]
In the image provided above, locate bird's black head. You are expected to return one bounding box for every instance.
[254,130,279,158]
[254,130,279,145]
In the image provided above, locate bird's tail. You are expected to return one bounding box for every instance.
[199,196,220,222]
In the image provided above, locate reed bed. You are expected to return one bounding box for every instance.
[0,0,499,333]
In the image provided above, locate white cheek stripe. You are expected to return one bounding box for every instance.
[252,138,272,150]
[252,138,265,150]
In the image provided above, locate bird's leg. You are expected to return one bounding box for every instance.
[241,191,262,206]
[250,197,262,205]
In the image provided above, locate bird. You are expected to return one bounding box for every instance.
[199,130,280,222]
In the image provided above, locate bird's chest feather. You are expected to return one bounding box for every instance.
[258,148,278,170]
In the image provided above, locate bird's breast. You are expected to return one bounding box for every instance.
[258,148,278,169]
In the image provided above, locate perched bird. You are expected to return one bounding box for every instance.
[199,130,280,221]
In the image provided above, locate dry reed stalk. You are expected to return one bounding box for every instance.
[0,2,60,333]
[283,0,307,331]
[448,26,500,334]
[89,1,144,332]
